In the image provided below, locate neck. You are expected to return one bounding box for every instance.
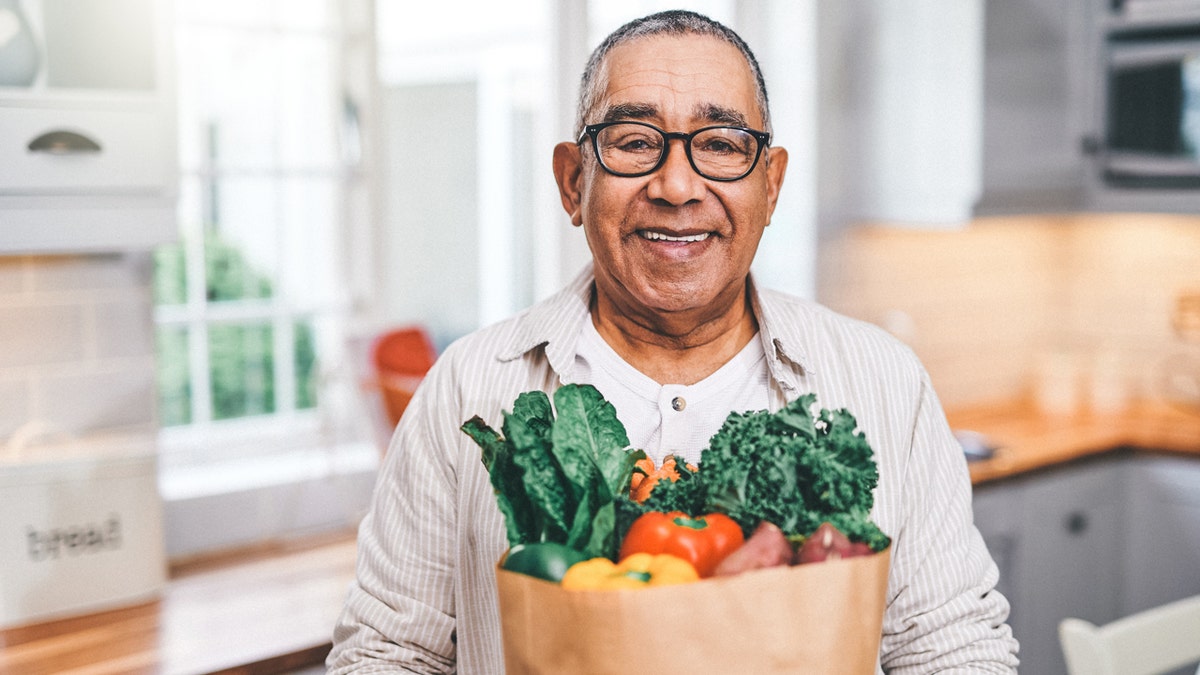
[590,281,758,385]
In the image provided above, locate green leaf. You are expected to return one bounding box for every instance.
[462,416,533,547]
[505,412,574,543]
[666,393,889,551]
[511,390,554,438]
[550,384,631,497]
[768,393,818,439]
[581,501,617,560]
[462,416,504,471]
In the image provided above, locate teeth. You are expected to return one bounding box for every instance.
[640,231,710,243]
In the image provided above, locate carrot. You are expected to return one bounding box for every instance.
[629,456,694,503]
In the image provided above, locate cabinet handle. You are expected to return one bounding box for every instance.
[1065,511,1089,535]
[27,130,103,155]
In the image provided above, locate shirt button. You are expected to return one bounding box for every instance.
[671,396,686,412]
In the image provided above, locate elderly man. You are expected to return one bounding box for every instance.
[328,10,1019,674]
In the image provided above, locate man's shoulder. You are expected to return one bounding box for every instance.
[438,278,587,369]
[438,306,540,365]
[756,287,923,371]
[757,287,900,340]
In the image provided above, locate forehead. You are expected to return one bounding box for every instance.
[596,34,761,127]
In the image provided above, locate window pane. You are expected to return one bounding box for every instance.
[378,0,547,51]
[177,27,280,171]
[209,322,275,419]
[156,326,192,426]
[205,230,274,302]
[280,176,337,306]
[176,0,273,27]
[153,242,188,306]
[206,174,280,302]
[277,34,338,168]
[294,320,318,410]
[588,1,736,44]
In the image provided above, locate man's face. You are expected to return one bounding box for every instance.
[555,34,787,326]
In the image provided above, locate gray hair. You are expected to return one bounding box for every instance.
[575,10,772,137]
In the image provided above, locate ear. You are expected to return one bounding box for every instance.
[553,142,584,226]
[763,146,788,223]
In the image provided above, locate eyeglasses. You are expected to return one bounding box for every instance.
[578,121,771,182]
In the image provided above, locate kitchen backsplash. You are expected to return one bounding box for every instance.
[0,254,157,447]
[818,214,1200,411]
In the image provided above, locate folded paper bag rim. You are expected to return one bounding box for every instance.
[495,546,891,675]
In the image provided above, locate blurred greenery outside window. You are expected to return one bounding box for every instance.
[152,236,316,422]
[154,235,318,427]
[154,2,342,431]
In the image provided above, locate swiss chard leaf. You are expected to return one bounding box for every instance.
[462,415,534,547]
[550,384,630,497]
[465,384,640,560]
[504,411,573,543]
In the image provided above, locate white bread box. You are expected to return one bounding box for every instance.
[0,431,165,628]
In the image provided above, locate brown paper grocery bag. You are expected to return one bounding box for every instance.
[496,547,890,675]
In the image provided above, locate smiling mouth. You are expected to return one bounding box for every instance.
[638,230,711,243]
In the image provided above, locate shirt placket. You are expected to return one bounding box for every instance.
[657,384,691,456]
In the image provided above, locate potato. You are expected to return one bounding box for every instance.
[793,522,873,565]
[712,521,793,576]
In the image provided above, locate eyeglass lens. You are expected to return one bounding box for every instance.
[595,123,759,180]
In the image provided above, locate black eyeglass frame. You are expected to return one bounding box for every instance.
[577,121,771,182]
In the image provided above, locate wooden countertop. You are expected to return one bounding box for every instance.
[947,399,1200,484]
[0,533,356,675]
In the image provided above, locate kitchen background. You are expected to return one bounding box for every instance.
[2,0,1199,673]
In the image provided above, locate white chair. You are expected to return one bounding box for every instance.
[1059,594,1200,675]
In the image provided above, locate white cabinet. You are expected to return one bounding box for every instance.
[0,0,176,254]
[973,451,1200,675]
[816,0,985,227]
[974,0,1097,215]
[1122,454,1200,616]
[973,456,1123,675]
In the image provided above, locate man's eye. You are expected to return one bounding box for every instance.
[612,135,660,153]
[697,138,747,156]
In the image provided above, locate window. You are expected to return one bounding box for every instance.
[155,1,365,473]
[155,0,815,556]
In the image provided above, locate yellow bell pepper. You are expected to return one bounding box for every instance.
[561,552,699,590]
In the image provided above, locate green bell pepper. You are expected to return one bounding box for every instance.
[501,542,589,583]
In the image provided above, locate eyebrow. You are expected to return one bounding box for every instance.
[696,103,748,127]
[598,102,750,127]
[600,103,658,123]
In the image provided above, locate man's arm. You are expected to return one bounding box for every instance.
[879,374,1020,674]
[326,379,460,674]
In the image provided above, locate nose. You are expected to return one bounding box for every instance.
[645,138,706,206]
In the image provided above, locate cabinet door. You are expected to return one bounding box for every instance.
[1123,454,1200,616]
[975,0,1096,215]
[0,0,175,253]
[0,107,172,195]
[816,0,985,226]
[971,482,1022,621]
[1016,459,1122,675]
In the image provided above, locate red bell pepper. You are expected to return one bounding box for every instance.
[619,511,745,578]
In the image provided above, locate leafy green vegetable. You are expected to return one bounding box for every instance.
[643,393,891,552]
[462,384,645,560]
[467,386,889,558]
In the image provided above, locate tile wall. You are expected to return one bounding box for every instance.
[0,254,158,449]
[817,214,1200,412]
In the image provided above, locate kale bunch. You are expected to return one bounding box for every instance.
[644,393,890,551]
